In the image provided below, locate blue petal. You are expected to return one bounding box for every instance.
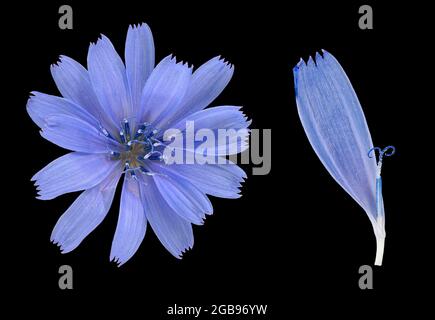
[26,92,99,130]
[139,175,193,258]
[138,55,192,129]
[151,170,213,225]
[32,152,119,200]
[40,114,117,153]
[110,177,147,266]
[294,51,378,218]
[125,23,155,113]
[51,168,122,253]
[173,106,251,131]
[152,161,246,199]
[50,56,114,130]
[87,35,133,123]
[170,106,251,156]
[166,56,234,128]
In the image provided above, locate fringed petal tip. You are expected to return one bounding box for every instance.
[233,105,252,127]
[110,256,122,267]
[232,170,247,183]
[50,55,71,69]
[95,33,111,44]
[50,239,69,254]
[210,55,234,69]
[176,245,194,260]
[191,212,211,225]
[32,180,45,200]
[27,91,36,100]
[234,192,243,199]
[163,54,194,71]
[128,22,151,31]
[35,194,50,201]
[110,255,130,267]
[293,49,333,72]
[88,34,104,48]
[50,57,62,69]
[205,205,214,215]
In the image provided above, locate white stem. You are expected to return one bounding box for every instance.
[374,235,385,266]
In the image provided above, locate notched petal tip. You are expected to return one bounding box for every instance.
[176,60,193,70]
[295,50,325,71]
[51,55,70,70]
[207,55,233,69]
[51,59,61,69]
[219,56,232,66]
[28,91,39,100]
[315,51,324,63]
[35,194,45,200]
[89,33,110,48]
[160,54,177,65]
[160,55,193,73]
[51,239,65,253]
[307,55,316,67]
[110,256,125,267]
[229,190,243,199]
[98,33,108,41]
[178,246,194,259]
[129,22,150,30]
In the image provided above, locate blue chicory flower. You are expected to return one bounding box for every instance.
[27,23,250,266]
[293,50,394,265]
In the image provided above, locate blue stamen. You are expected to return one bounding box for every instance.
[123,119,131,140]
[128,139,150,146]
[134,129,144,139]
[150,137,163,146]
[148,129,158,138]
[119,130,126,144]
[134,122,150,139]
[145,151,163,161]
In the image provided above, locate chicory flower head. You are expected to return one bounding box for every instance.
[293,50,394,265]
[27,23,250,265]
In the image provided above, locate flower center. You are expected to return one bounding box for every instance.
[102,119,165,179]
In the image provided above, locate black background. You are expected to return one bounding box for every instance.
[3,0,430,316]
